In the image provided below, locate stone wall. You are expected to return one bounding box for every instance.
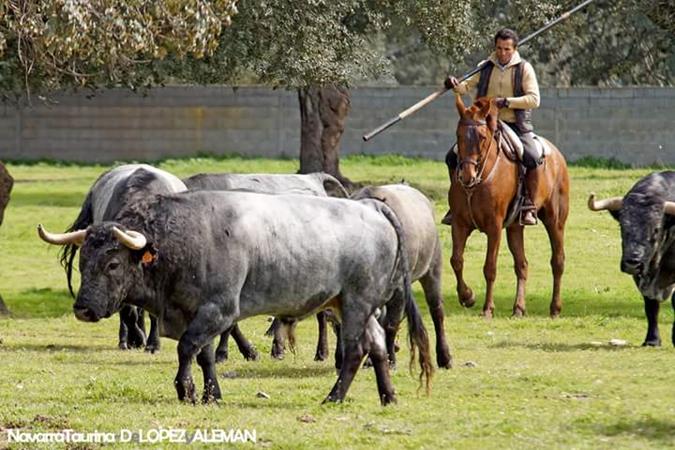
[0,86,672,165]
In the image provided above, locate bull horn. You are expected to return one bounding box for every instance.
[665,201,675,216]
[112,226,147,250]
[37,224,86,246]
[587,193,623,211]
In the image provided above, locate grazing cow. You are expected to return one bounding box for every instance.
[588,171,675,346]
[38,191,433,404]
[184,171,348,362]
[351,184,452,369]
[59,164,186,352]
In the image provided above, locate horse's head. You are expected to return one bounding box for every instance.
[455,96,498,188]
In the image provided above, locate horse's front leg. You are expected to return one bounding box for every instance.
[482,225,503,319]
[451,223,475,308]
[506,225,528,317]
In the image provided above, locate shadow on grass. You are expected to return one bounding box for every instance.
[233,365,336,379]
[592,418,675,446]
[490,341,635,352]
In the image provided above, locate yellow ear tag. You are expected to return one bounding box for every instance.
[142,251,155,266]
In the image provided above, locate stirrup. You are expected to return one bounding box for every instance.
[441,210,453,226]
[519,207,537,226]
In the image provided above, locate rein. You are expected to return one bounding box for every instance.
[456,118,502,229]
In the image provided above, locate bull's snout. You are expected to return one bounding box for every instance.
[620,258,643,275]
[73,304,100,322]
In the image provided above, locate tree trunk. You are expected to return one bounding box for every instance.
[0,161,13,227]
[0,161,13,316]
[298,85,352,189]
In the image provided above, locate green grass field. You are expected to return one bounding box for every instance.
[0,156,673,449]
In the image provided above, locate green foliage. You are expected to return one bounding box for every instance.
[0,0,237,98]
[1,157,674,448]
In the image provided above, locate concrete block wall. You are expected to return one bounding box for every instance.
[0,86,672,165]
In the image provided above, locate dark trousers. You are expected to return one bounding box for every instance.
[445,122,540,172]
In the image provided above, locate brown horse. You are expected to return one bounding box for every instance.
[448,96,569,318]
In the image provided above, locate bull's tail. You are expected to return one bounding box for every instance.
[377,202,433,394]
[58,190,94,298]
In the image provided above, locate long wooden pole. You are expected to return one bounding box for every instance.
[362,0,596,142]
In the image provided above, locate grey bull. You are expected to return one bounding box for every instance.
[351,184,453,369]
[59,164,186,351]
[183,171,348,362]
[38,191,433,404]
[588,171,675,347]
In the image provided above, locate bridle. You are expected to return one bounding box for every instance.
[456,118,498,190]
[455,117,501,230]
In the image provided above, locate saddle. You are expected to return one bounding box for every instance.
[498,120,551,162]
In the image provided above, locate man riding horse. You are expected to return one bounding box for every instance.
[444,28,540,226]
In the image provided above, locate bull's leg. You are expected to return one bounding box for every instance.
[136,308,146,336]
[333,321,343,371]
[451,223,475,308]
[506,225,528,317]
[118,313,129,350]
[268,318,286,359]
[196,343,221,403]
[419,243,452,368]
[145,314,161,353]
[324,305,369,403]
[119,305,145,350]
[542,215,566,317]
[215,328,230,363]
[642,297,661,347]
[175,303,232,403]
[381,291,405,369]
[231,324,259,361]
[314,312,329,361]
[482,225,503,319]
[365,315,396,405]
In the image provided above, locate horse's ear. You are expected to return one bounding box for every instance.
[455,94,466,116]
[486,98,498,131]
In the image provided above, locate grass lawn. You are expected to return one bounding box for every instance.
[0,156,673,449]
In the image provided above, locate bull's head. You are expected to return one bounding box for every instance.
[38,223,148,322]
[588,193,675,279]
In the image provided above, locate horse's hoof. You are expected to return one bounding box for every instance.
[512,308,525,318]
[481,310,493,319]
[459,290,475,308]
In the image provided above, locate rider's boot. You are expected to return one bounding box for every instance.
[520,167,538,226]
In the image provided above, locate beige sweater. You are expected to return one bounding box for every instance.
[453,50,540,124]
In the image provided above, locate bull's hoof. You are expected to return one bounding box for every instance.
[242,348,259,361]
[215,349,228,363]
[127,329,146,349]
[145,341,160,354]
[118,341,129,350]
[641,339,661,347]
[201,381,222,404]
[314,349,328,361]
[175,377,197,404]
[270,347,285,360]
[380,393,397,406]
[459,289,475,308]
[437,352,453,370]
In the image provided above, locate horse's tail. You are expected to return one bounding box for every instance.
[377,201,433,394]
[59,190,94,297]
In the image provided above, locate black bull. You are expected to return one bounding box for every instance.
[39,191,433,404]
[588,171,675,347]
